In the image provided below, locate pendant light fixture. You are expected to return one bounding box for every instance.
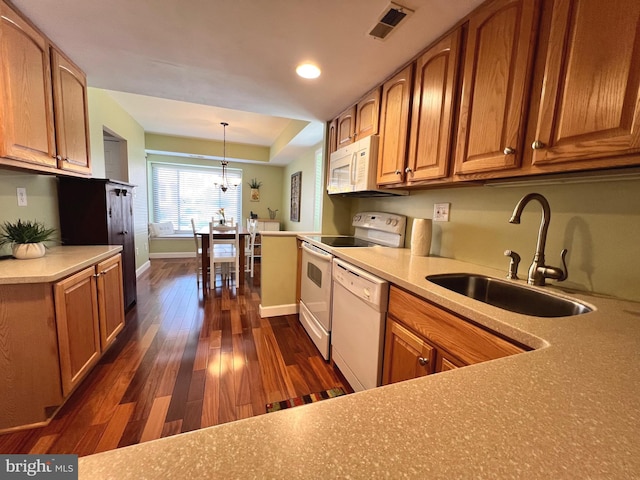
[216,121,232,193]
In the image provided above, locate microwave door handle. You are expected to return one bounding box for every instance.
[350,151,357,185]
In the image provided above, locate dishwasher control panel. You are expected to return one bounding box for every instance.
[332,259,389,311]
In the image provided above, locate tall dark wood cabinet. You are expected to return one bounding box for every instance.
[57,178,137,310]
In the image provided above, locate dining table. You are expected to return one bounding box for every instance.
[196,226,250,294]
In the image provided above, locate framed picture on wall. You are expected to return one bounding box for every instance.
[290,171,301,222]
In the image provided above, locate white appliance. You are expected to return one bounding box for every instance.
[327,135,407,197]
[331,259,389,391]
[299,242,333,360]
[299,212,406,361]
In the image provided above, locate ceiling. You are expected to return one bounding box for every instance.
[11,0,483,164]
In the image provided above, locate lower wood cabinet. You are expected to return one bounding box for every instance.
[54,254,125,396]
[383,286,527,385]
[0,252,125,433]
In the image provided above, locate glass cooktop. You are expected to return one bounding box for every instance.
[316,236,377,247]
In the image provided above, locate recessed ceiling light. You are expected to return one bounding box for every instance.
[296,63,321,79]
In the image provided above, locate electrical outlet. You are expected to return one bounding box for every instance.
[16,187,27,207]
[433,202,450,222]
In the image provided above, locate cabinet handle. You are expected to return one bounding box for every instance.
[55,155,63,161]
[404,167,412,174]
[531,140,546,150]
[503,147,516,155]
[394,170,402,175]
[121,231,128,235]
[418,356,429,366]
[93,273,102,278]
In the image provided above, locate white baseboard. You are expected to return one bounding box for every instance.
[259,303,299,318]
[149,252,195,259]
[136,260,151,277]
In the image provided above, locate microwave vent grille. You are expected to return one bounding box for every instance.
[369,2,414,40]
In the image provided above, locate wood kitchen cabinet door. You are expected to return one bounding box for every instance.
[529,0,640,168]
[327,118,338,155]
[0,0,56,168]
[406,29,462,183]
[336,105,357,149]
[382,318,435,385]
[54,266,102,397]
[355,86,381,140]
[377,64,414,186]
[51,48,91,175]
[454,0,539,177]
[96,254,125,350]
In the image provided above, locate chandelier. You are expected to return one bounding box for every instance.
[215,121,237,193]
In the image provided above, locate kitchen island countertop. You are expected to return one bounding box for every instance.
[79,247,640,479]
[0,245,123,284]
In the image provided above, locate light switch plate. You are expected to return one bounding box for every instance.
[17,187,27,206]
[433,202,450,222]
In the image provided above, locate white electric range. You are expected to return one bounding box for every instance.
[299,212,406,361]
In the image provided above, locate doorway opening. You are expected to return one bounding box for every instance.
[103,129,129,182]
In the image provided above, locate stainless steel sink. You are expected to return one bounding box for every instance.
[426,273,593,317]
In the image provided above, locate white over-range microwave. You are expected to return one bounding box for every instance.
[327,135,407,197]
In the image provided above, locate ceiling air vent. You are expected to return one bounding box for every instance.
[369,2,414,40]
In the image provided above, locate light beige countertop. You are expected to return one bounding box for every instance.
[79,247,640,479]
[0,245,123,284]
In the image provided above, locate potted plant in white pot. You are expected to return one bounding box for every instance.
[0,219,56,259]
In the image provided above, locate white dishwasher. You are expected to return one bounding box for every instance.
[331,258,389,392]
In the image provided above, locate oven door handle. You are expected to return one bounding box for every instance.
[302,242,332,262]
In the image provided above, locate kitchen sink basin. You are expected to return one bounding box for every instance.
[426,273,593,317]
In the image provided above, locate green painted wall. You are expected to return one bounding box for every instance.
[350,178,640,302]
[282,143,322,232]
[260,235,299,307]
[0,172,60,256]
[88,88,149,270]
[145,133,270,163]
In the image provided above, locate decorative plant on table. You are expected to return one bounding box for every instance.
[248,178,262,202]
[0,219,56,259]
[218,208,226,225]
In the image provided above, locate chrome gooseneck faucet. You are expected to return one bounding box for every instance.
[509,193,568,286]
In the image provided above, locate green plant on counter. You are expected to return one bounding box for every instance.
[247,178,263,189]
[0,219,56,246]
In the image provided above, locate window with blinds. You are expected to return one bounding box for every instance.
[151,163,242,232]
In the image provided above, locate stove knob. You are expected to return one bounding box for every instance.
[393,219,399,226]
[354,215,361,222]
[386,218,392,225]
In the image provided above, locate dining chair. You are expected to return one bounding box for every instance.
[190,218,204,287]
[208,222,240,289]
[245,218,258,278]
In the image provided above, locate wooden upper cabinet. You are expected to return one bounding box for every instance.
[0,1,56,168]
[336,105,357,149]
[51,48,91,174]
[327,119,338,155]
[406,29,462,183]
[377,64,414,185]
[529,0,640,168]
[355,87,381,140]
[454,0,539,177]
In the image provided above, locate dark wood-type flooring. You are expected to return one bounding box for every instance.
[0,258,351,456]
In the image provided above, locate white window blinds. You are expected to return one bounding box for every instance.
[151,163,242,232]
